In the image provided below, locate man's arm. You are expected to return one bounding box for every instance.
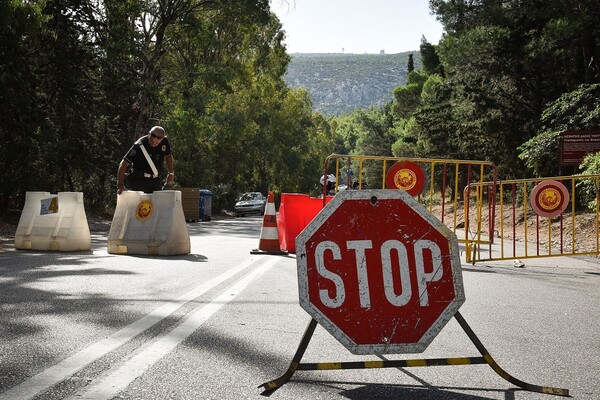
[165,154,174,184]
[117,159,130,195]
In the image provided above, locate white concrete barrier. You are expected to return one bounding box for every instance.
[14,191,91,251]
[107,190,190,255]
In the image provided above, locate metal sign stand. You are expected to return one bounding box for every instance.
[259,312,569,397]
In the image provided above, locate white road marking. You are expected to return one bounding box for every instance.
[70,257,279,399]
[0,257,265,400]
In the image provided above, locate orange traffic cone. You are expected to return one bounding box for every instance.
[250,192,288,255]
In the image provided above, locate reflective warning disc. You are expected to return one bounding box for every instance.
[530,180,569,218]
[136,199,154,221]
[385,161,427,196]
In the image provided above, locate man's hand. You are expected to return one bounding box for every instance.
[166,172,175,185]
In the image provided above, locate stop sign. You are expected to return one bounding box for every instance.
[296,189,465,354]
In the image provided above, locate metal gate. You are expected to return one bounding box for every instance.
[465,174,600,263]
[322,154,497,247]
[322,155,600,264]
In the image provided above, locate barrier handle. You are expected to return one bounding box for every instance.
[119,209,130,240]
[52,212,65,238]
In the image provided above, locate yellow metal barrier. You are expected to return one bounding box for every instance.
[465,174,600,263]
[322,154,498,247]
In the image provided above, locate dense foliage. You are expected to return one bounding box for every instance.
[519,84,600,176]
[1,0,600,215]
[329,0,600,188]
[0,0,334,213]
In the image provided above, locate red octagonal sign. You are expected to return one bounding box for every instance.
[296,189,465,354]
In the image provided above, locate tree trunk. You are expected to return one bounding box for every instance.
[132,12,170,141]
[582,31,598,84]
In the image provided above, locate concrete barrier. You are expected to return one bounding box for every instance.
[14,191,91,251]
[107,190,190,255]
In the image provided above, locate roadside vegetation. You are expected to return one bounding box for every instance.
[1,0,599,218]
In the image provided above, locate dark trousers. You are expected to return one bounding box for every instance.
[128,176,162,193]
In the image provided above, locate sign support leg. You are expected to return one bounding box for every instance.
[454,311,570,396]
[259,318,317,393]
[259,313,570,397]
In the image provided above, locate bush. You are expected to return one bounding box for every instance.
[578,152,600,210]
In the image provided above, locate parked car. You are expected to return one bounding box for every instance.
[234,192,266,216]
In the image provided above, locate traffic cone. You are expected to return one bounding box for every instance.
[250,192,288,255]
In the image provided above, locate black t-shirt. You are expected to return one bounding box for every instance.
[124,135,171,178]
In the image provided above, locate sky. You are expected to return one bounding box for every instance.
[270,0,445,54]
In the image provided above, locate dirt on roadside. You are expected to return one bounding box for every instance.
[431,202,599,257]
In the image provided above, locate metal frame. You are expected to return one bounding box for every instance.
[466,174,600,263]
[259,313,569,397]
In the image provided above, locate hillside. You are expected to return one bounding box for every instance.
[283,52,420,116]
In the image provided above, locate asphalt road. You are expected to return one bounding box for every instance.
[1,215,599,399]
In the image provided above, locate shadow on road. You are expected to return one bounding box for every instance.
[336,381,521,400]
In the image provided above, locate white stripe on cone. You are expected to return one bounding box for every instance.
[264,202,276,215]
[259,226,279,240]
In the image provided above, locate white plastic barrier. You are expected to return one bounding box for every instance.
[107,190,190,255]
[14,191,91,251]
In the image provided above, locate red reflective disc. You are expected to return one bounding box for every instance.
[530,180,569,218]
[385,161,426,196]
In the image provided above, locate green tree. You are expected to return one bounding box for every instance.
[0,0,336,214]
[159,4,335,208]
[347,105,397,187]
[407,74,456,159]
[0,0,45,210]
[437,25,536,176]
[518,84,600,177]
[392,70,428,119]
[420,36,443,76]
[37,0,109,195]
[407,54,414,73]
[428,0,600,177]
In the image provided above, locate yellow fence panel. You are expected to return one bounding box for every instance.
[321,155,600,264]
[322,154,498,249]
[465,175,600,263]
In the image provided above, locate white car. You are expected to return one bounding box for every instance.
[234,192,266,216]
